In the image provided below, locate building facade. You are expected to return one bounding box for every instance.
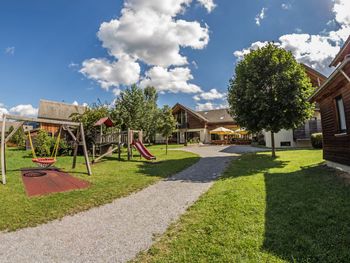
[310,35,350,172]
[155,103,239,144]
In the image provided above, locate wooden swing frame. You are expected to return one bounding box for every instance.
[0,114,92,185]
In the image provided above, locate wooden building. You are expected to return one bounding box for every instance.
[37,100,86,134]
[167,103,240,144]
[310,35,350,172]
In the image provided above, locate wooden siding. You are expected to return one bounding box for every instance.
[40,123,60,135]
[187,113,205,129]
[319,80,350,166]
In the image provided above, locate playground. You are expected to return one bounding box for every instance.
[0,144,198,231]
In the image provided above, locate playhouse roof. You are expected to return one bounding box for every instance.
[38,100,86,121]
[94,117,114,127]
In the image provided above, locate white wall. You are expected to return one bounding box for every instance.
[263,129,296,148]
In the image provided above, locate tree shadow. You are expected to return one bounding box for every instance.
[263,164,350,262]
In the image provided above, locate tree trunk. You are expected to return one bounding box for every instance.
[271,132,276,158]
[166,138,168,155]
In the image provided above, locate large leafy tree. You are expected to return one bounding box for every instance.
[158,105,177,155]
[228,43,314,157]
[113,84,145,130]
[143,86,159,144]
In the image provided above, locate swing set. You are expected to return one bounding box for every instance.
[1,114,92,185]
[27,126,62,168]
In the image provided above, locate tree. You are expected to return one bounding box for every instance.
[228,43,314,157]
[158,105,177,155]
[8,126,26,149]
[113,84,145,130]
[143,86,159,144]
[71,102,111,145]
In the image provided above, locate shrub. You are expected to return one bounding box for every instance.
[8,126,26,149]
[58,140,73,156]
[33,130,54,157]
[311,133,323,149]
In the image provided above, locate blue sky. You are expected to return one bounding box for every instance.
[0,0,349,116]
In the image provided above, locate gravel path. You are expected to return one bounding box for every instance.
[0,145,262,263]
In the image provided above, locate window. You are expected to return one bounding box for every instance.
[280,141,291,147]
[336,96,347,133]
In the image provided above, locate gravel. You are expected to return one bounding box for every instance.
[0,145,260,263]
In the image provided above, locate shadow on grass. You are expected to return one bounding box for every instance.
[263,164,350,262]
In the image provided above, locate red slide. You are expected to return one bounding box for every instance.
[132,141,156,160]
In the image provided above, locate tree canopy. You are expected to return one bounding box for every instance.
[228,43,314,156]
[157,105,177,154]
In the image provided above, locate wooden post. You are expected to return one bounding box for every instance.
[1,115,7,184]
[92,144,96,162]
[80,123,92,175]
[127,128,131,161]
[118,130,121,161]
[72,127,81,169]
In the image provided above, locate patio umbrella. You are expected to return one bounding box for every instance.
[235,128,249,135]
[210,127,235,135]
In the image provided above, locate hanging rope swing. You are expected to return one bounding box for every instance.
[27,127,62,168]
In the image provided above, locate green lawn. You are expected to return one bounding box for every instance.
[136,149,350,263]
[0,145,198,231]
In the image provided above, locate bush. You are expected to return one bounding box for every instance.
[8,126,26,149]
[33,130,54,157]
[311,133,323,149]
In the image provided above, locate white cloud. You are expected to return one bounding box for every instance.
[193,88,226,101]
[195,101,227,111]
[68,62,79,69]
[80,56,140,90]
[234,0,350,75]
[0,106,9,119]
[72,101,79,106]
[112,88,121,97]
[281,3,292,10]
[197,0,216,13]
[81,0,214,94]
[5,47,15,55]
[233,41,271,59]
[333,0,350,26]
[255,7,267,26]
[140,66,202,93]
[9,104,38,117]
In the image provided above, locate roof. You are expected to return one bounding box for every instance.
[330,35,350,67]
[197,109,234,124]
[172,103,208,122]
[310,57,350,102]
[38,100,86,121]
[172,103,235,124]
[94,117,114,127]
[302,64,327,87]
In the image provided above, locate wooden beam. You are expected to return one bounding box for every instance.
[4,121,24,143]
[5,114,80,127]
[92,145,119,163]
[72,128,81,169]
[64,125,77,142]
[340,69,350,83]
[1,115,7,184]
[80,123,92,175]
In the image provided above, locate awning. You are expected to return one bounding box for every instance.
[210,127,234,135]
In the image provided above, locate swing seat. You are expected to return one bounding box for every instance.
[32,158,56,168]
